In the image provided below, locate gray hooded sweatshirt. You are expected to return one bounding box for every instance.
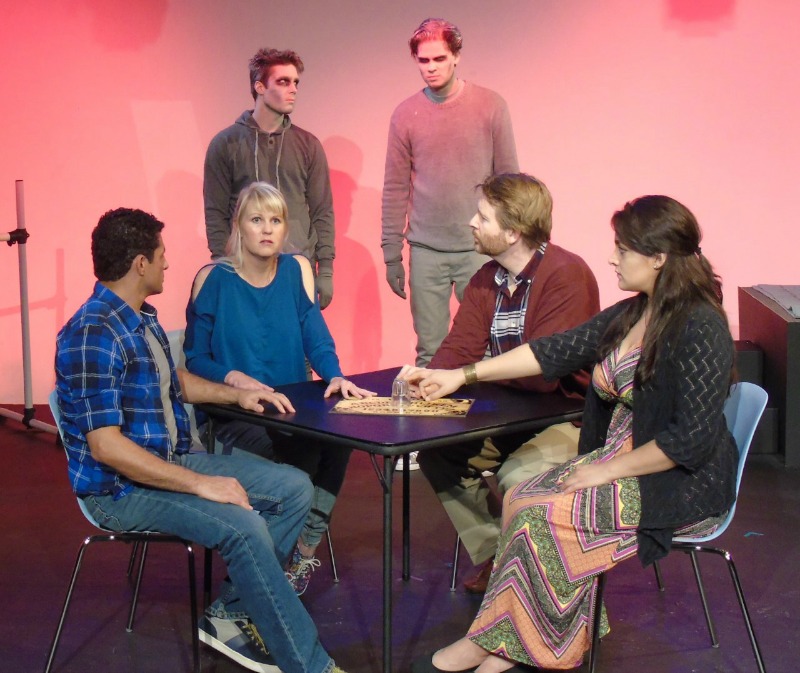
[203,110,334,270]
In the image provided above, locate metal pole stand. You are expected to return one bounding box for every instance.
[0,180,57,435]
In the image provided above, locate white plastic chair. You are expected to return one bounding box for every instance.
[165,329,203,450]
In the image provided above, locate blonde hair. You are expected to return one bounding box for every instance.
[224,182,288,268]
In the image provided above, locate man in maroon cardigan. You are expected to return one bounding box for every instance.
[419,173,599,592]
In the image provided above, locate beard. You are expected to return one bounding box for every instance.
[474,232,510,257]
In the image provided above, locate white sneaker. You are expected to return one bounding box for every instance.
[395,451,420,471]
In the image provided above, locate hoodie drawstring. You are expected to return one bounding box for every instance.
[253,126,286,193]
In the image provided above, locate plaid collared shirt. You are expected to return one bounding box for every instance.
[487,242,547,358]
[55,282,191,498]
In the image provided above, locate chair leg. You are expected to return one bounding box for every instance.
[126,541,140,577]
[127,540,150,632]
[203,547,213,608]
[723,551,767,673]
[325,528,340,583]
[650,543,769,672]
[186,542,200,673]
[129,538,200,672]
[587,573,606,673]
[45,535,200,673]
[653,558,665,591]
[44,538,93,673]
[450,535,461,592]
[684,549,719,648]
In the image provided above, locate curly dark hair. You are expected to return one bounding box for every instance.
[597,195,730,385]
[91,208,164,282]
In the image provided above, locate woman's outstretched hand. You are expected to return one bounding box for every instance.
[397,365,465,401]
[324,377,377,399]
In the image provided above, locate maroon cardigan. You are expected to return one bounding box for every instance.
[431,242,600,399]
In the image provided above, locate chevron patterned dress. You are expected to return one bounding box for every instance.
[467,346,643,669]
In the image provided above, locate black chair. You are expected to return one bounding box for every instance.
[45,390,199,673]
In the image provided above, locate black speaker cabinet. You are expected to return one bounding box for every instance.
[734,340,762,385]
[739,287,800,467]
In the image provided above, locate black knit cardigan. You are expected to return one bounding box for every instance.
[530,297,737,566]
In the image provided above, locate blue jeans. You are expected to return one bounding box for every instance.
[212,419,352,548]
[84,452,334,673]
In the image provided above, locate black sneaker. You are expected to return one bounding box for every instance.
[198,614,281,673]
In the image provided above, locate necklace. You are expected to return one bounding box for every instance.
[240,257,278,288]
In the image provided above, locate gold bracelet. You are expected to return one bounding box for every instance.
[462,364,478,385]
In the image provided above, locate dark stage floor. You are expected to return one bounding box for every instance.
[1,406,798,673]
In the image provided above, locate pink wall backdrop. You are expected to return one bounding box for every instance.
[1,0,798,403]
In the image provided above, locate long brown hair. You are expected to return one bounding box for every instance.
[598,195,730,385]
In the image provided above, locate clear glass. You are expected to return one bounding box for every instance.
[391,378,409,409]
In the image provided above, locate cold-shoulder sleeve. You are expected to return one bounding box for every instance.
[289,258,343,382]
[184,267,230,383]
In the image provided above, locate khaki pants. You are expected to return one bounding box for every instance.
[435,422,580,565]
[409,245,487,366]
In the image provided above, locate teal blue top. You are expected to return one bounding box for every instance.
[184,255,342,386]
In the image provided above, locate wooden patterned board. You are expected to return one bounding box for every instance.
[331,396,474,417]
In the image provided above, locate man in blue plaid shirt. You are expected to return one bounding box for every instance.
[55,208,348,673]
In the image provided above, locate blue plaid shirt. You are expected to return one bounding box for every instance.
[55,282,192,498]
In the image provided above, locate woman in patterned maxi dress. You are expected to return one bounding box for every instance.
[467,347,644,668]
[402,195,737,673]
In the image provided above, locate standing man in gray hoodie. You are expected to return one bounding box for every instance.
[204,48,335,308]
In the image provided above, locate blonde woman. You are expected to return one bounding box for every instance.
[185,181,373,596]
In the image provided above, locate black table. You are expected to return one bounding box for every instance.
[198,367,583,673]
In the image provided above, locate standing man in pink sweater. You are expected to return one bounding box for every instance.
[381,18,519,366]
